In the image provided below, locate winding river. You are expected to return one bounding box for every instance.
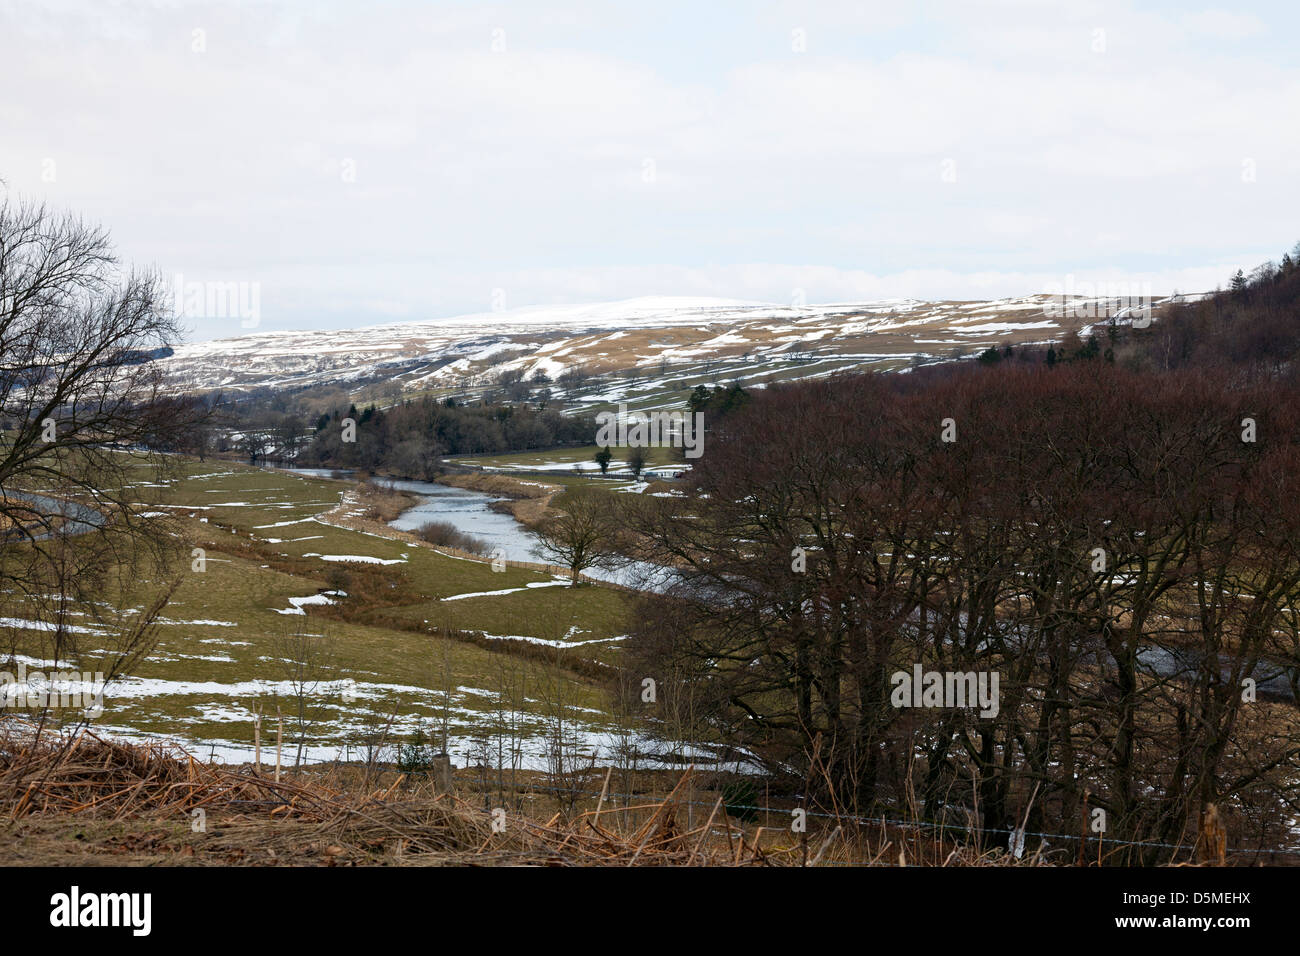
[376,476,675,590]
[378,477,546,564]
[286,468,659,586]
[286,470,1297,701]
[284,470,673,590]
[281,469,540,560]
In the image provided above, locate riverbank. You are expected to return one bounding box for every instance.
[434,472,561,526]
[0,494,67,537]
[274,464,658,589]
[315,475,595,582]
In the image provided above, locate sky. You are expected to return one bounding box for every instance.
[2,0,1297,341]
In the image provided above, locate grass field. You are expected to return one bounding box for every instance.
[453,442,683,475]
[1,458,643,767]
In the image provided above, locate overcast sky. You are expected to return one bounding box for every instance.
[2,0,1297,341]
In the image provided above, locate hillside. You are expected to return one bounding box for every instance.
[162,292,1187,401]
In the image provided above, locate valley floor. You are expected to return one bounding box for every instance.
[2,456,660,772]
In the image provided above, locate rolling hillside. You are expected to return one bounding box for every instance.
[162,292,1189,402]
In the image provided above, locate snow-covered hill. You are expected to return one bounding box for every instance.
[161,293,1173,395]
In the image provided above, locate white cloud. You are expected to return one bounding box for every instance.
[1182,9,1266,39]
[0,0,1295,339]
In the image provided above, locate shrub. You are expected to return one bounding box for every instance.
[396,728,436,775]
[415,520,491,556]
[722,780,759,822]
[324,565,352,593]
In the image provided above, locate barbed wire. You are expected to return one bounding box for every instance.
[194,742,1300,860]
[461,777,1300,858]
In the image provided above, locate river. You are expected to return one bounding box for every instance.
[378,477,546,563]
[281,469,672,590]
[380,476,678,589]
[281,469,1300,699]
[4,490,106,540]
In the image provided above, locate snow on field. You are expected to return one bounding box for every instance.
[475,629,627,648]
[302,552,407,565]
[80,673,469,704]
[252,517,320,529]
[951,320,1058,333]
[160,291,1139,394]
[439,580,571,602]
[468,341,528,361]
[87,722,758,773]
[0,617,106,635]
[462,456,616,473]
[272,592,339,615]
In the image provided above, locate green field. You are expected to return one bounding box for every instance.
[2,458,640,767]
[454,442,683,474]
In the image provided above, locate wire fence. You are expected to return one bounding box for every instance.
[22,714,1292,863]
[194,740,1300,861]
[461,777,1300,860]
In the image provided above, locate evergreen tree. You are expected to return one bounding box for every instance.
[716,381,750,414]
[687,384,711,414]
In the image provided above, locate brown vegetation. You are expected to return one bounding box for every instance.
[0,730,1126,866]
[354,480,419,522]
[413,520,491,556]
[617,361,1300,863]
[438,472,560,525]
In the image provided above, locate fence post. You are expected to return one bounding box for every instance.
[432,752,454,794]
[1196,803,1226,865]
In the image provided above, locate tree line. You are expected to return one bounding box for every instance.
[615,360,1300,862]
[297,397,597,478]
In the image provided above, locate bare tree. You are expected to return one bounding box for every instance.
[0,196,198,529]
[626,445,647,479]
[0,194,198,755]
[267,621,340,768]
[532,487,622,583]
[0,195,200,556]
[622,363,1300,860]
